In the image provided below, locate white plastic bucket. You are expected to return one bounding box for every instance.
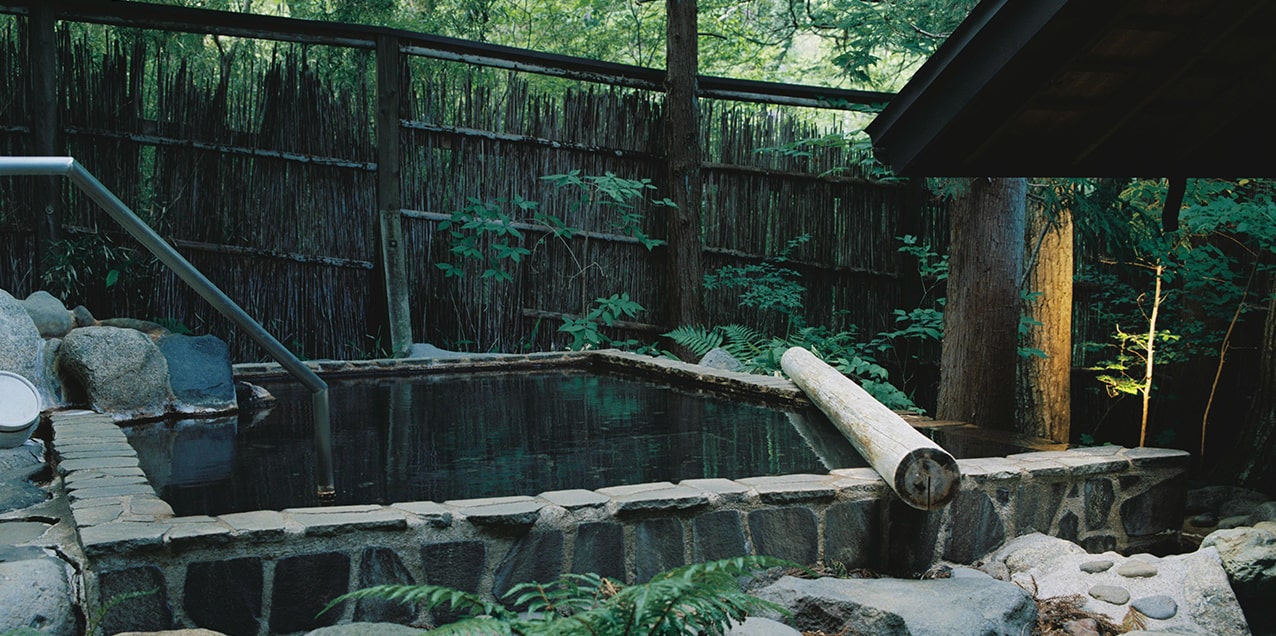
[0,370,41,449]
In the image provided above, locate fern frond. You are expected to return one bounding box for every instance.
[425,615,514,635]
[717,324,771,369]
[663,325,723,357]
[319,584,508,621]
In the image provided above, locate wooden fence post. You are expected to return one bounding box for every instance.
[375,35,413,356]
[664,0,705,329]
[29,5,61,278]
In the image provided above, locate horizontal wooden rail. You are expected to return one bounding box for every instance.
[400,209,648,245]
[703,162,902,188]
[400,120,661,162]
[170,239,375,270]
[65,127,377,171]
[0,0,894,110]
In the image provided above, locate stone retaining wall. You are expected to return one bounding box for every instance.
[53,409,1189,636]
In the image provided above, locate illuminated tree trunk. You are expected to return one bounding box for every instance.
[937,178,1026,431]
[1230,280,1276,490]
[1016,188,1073,442]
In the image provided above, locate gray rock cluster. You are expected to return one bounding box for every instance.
[748,569,1037,636]
[0,440,48,514]
[1184,484,1276,634]
[977,532,1250,635]
[0,441,75,636]
[0,288,236,421]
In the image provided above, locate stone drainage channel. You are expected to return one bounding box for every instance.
[22,353,1190,635]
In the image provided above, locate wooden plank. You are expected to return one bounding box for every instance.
[781,347,961,510]
[376,35,413,356]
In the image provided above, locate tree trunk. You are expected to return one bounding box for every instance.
[30,5,61,280]
[937,178,1027,431]
[1016,185,1073,442]
[664,0,705,328]
[1230,279,1276,492]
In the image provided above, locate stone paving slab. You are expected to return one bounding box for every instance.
[538,489,610,509]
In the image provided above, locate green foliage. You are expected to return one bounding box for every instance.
[703,234,810,320]
[40,232,148,304]
[436,172,666,284]
[674,234,960,413]
[559,293,646,351]
[1077,179,1272,402]
[540,171,669,251]
[86,588,161,636]
[321,556,793,636]
[436,195,535,282]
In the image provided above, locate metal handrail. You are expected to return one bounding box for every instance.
[0,156,334,496]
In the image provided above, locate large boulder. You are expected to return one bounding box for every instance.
[0,556,75,636]
[980,533,1250,636]
[699,347,746,373]
[1202,521,1276,633]
[58,326,174,420]
[157,334,236,413]
[751,574,1037,636]
[19,291,73,339]
[0,289,42,383]
[0,439,48,513]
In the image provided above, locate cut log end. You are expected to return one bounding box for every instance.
[893,447,961,510]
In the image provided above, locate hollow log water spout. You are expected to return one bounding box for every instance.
[780,347,960,510]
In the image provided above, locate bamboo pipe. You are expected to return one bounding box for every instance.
[781,347,960,510]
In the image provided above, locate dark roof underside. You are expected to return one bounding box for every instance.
[866,0,1276,177]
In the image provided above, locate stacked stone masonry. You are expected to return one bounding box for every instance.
[53,412,1189,635]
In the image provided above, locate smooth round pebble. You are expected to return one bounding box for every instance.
[1079,559,1114,573]
[1088,584,1130,605]
[1116,561,1158,577]
[1132,595,1178,620]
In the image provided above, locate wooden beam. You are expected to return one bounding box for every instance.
[375,36,413,357]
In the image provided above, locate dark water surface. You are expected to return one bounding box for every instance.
[124,370,868,516]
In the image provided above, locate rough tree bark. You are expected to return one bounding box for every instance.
[664,0,705,328]
[937,177,1027,431]
[1016,185,1073,442]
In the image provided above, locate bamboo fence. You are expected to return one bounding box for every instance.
[0,14,941,361]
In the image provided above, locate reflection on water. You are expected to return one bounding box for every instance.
[124,370,868,516]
